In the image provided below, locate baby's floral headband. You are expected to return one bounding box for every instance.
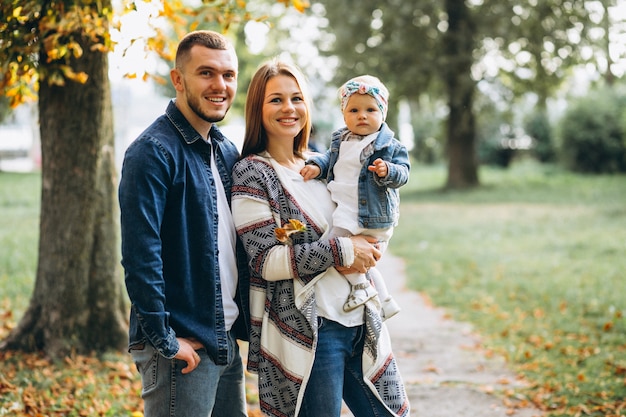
[339,80,389,120]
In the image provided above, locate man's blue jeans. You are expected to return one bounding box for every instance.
[131,332,247,417]
[298,318,394,417]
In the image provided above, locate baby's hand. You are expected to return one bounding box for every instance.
[368,158,388,177]
[301,164,321,181]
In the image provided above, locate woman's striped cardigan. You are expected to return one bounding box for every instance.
[231,153,410,417]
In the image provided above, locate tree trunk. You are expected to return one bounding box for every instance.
[601,0,616,86]
[443,0,479,189]
[0,33,128,358]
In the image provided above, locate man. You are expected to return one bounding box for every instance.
[119,30,249,417]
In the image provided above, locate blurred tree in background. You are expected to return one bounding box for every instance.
[560,85,626,173]
[314,0,625,186]
[0,96,10,124]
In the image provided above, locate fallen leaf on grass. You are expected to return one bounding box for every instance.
[497,377,511,385]
[422,364,441,374]
[481,384,495,394]
[1,347,262,417]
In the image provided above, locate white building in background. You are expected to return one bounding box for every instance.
[111,78,171,172]
[0,78,168,173]
[397,99,414,152]
[0,103,40,172]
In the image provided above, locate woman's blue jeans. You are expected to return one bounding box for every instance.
[298,318,394,417]
[131,332,247,417]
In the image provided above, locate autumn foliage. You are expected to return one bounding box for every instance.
[0,1,111,108]
[0,301,262,416]
[0,0,310,108]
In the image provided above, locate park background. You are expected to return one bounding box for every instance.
[1,0,626,416]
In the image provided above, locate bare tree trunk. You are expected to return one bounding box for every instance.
[601,0,616,86]
[443,0,479,189]
[0,32,127,358]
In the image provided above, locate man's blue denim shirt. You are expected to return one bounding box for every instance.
[119,100,249,364]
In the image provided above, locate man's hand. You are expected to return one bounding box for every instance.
[175,337,204,374]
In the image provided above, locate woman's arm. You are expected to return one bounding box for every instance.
[231,186,344,282]
[231,159,378,282]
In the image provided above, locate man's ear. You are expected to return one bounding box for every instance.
[170,68,184,92]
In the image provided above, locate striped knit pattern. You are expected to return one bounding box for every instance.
[232,154,410,417]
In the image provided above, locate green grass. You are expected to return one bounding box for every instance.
[0,172,40,315]
[392,159,626,416]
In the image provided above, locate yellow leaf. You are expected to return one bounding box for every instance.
[47,48,61,60]
[90,43,107,52]
[59,66,89,84]
[74,72,89,83]
[275,219,307,243]
[291,0,310,13]
[162,0,175,18]
[275,227,289,243]
[287,219,306,232]
[69,41,84,58]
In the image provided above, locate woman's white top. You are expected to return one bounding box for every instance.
[275,164,365,327]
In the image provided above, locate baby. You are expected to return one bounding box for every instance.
[301,75,410,320]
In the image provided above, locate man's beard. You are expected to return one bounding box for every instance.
[187,91,230,123]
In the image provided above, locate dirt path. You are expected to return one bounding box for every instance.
[364,254,543,417]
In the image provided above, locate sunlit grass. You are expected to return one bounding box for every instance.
[0,172,39,316]
[392,158,626,417]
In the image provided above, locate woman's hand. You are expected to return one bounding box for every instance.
[347,235,381,273]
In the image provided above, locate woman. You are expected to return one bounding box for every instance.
[231,60,410,417]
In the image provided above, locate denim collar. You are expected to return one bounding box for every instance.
[165,99,226,146]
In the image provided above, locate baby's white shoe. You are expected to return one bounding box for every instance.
[381,297,401,320]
